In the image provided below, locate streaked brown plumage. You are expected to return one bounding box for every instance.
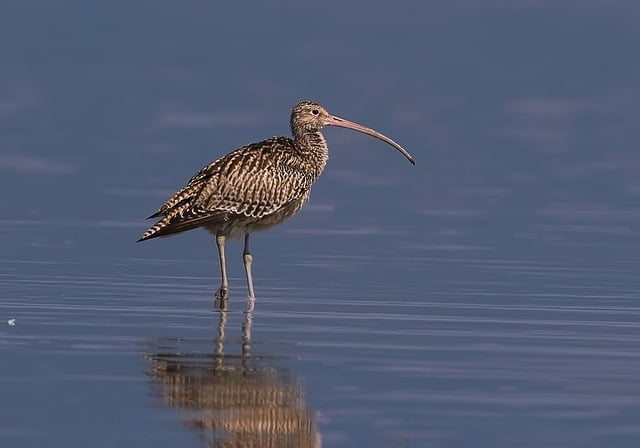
[139,100,415,304]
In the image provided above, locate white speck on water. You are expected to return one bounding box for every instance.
[7,318,16,326]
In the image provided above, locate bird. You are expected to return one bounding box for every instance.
[138,100,415,304]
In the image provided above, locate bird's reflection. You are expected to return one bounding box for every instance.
[146,299,321,447]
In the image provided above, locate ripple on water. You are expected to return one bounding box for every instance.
[1,242,639,447]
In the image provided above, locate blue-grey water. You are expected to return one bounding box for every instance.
[1,1,639,447]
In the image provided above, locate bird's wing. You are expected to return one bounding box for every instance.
[194,138,313,218]
[139,137,312,240]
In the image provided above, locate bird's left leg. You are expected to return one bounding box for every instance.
[214,234,230,309]
[243,234,256,299]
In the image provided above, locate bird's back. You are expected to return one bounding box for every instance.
[139,137,323,242]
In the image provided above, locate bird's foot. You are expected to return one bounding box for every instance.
[214,286,229,310]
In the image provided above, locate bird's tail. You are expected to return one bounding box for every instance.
[137,208,227,242]
[137,217,171,242]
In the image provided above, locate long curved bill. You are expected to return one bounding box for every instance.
[326,115,415,165]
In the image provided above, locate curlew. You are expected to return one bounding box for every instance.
[138,100,415,303]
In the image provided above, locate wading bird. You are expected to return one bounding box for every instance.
[139,100,414,303]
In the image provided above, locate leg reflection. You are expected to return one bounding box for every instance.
[241,297,255,369]
[147,302,320,447]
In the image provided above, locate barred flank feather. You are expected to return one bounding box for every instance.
[139,130,327,242]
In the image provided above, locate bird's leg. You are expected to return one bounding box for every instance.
[214,234,229,308]
[243,234,255,299]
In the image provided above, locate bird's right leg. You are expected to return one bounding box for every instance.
[214,234,229,308]
[243,234,256,300]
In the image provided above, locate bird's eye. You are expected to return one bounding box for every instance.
[311,109,319,116]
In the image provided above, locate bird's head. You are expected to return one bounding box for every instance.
[290,100,415,165]
[290,101,332,134]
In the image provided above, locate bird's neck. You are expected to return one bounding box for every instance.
[293,130,329,177]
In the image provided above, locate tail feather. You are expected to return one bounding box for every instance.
[138,209,227,242]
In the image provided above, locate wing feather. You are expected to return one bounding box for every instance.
[139,137,314,241]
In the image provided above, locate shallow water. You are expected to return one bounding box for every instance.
[2,1,640,447]
[2,226,639,447]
